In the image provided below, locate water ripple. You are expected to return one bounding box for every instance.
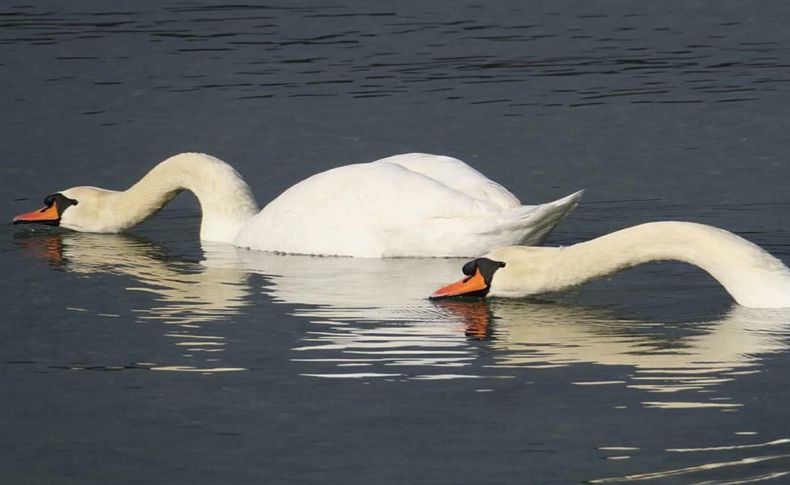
[3,3,789,108]
[15,228,790,395]
[593,430,790,483]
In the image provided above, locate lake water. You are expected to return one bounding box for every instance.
[3,1,790,483]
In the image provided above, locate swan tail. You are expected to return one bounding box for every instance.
[502,190,583,245]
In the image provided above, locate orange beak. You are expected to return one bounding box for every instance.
[430,268,489,299]
[13,204,60,225]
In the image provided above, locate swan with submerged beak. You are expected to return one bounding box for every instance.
[13,152,582,257]
[431,221,790,308]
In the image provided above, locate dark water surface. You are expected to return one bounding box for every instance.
[3,1,790,483]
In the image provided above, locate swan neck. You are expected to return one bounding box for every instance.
[119,153,259,242]
[550,222,790,307]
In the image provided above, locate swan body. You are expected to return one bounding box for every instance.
[14,152,582,258]
[431,221,790,308]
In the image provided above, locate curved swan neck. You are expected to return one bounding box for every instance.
[68,153,260,243]
[489,221,790,308]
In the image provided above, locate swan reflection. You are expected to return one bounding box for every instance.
[440,299,789,402]
[16,231,790,404]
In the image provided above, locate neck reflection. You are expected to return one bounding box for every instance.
[437,299,789,405]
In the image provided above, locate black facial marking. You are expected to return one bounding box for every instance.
[458,257,506,297]
[45,193,78,209]
[462,260,477,276]
[41,193,79,226]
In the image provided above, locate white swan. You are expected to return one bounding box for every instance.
[12,152,582,257]
[431,221,790,308]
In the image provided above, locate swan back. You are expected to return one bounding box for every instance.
[373,153,522,209]
[236,155,579,257]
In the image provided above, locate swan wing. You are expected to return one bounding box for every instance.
[372,153,522,209]
[495,190,583,246]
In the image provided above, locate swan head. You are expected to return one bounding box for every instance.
[13,192,79,228]
[430,257,507,299]
[430,246,561,299]
[13,187,127,233]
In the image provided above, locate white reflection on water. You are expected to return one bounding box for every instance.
[16,231,790,403]
[473,300,790,398]
[591,438,790,484]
